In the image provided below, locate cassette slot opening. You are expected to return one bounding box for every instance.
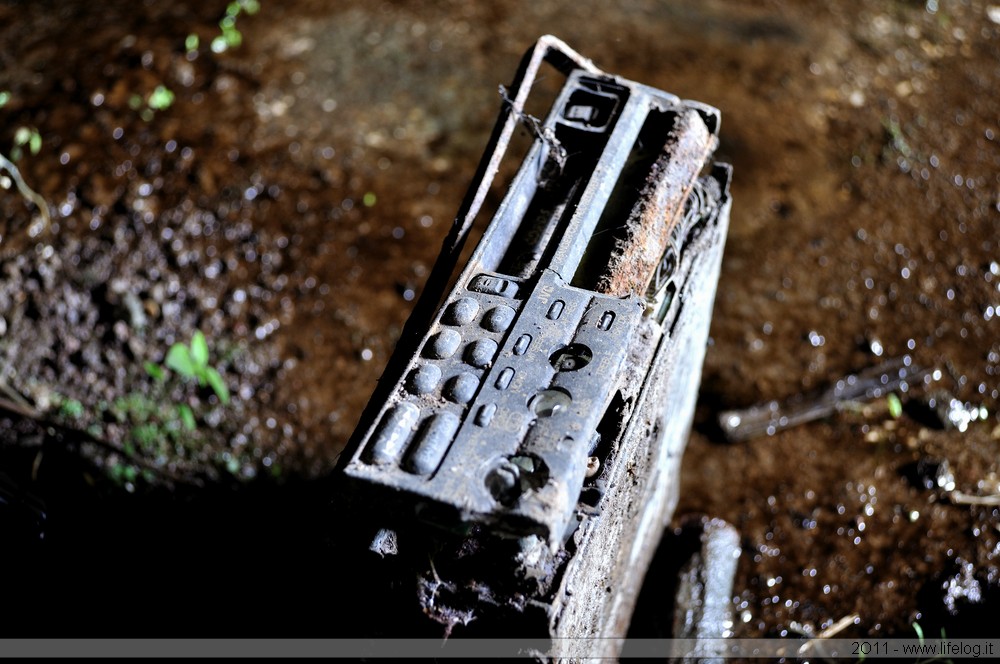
[443,62,575,294]
[569,108,678,292]
[489,79,630,281]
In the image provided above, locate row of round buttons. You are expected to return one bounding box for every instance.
[441,297,516,334]
[407,296,518,403]
[407,364,480,404]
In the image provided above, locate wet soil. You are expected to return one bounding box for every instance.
[1,0,998,640]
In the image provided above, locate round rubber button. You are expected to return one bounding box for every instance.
[442,297,480,326]
[425,329,462,359]
[445,372,479,404]
[407,363,442,394]
[483,305,516,333]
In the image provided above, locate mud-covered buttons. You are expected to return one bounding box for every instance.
[483,305,516,333]
[445,372,479,404]
[425,328,462,359]
[407,363,442,394]
[465,338,498,368]
[442,297,480,326]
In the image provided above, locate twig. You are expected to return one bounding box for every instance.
[949,491,1000,506]
[719,357,931,442]
[0,150,50,236]
[498,83,567,177]
[0,388,40,420]
[815,614,860,639]
[796,614,859,658]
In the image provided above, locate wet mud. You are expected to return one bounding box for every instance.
[1,0,998,640]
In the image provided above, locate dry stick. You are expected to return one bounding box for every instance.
[949,491,1000,506]
[0,381,37,417]
[815,614,861,639]
[795,614,860,658]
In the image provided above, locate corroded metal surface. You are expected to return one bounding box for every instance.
[596,109,716,298]
[337,35,731,654]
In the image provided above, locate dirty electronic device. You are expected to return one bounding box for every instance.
[341,36,731,554]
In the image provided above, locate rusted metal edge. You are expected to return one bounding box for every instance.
[596,109,715,297]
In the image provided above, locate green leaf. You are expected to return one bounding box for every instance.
[178,404,197,431]
[29,130,41,155]
[14,126,31,145]
[223,26,242,48]
[185,34,199,51]
[0,91,10,108]
[190,330,209,368]
[166,343,196,377]
[147,85,175,111]
[205,367,230,404]
[59,398,84,419]
[887,393,902,419]
[913,621,924,644]
[144,361,165,381]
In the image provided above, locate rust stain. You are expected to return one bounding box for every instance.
[596,109,714,297]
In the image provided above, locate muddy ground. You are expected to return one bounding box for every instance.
[1,0,998,641]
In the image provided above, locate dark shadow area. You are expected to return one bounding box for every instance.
[2,415,446,638]
[627,515,709,638]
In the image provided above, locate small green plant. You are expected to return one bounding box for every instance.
[130,85,175,122]
[883,117,914,161]
[11,126,41,161]
[887,392,903,419]
[212,0,260,53]
[164,330,230,404]
[57,397,85,419]
[0,92,42,161]
[147,85,175,111]
[911,622,954,664]
[0,91,51,235]
[48,389,202,490]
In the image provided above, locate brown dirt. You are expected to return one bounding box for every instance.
[1,0,998,639]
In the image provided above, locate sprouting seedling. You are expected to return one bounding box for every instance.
[164,331,231,404]
[211,0,260,53]
[130,85,175,122]
[147,85,175,111]
[0,90,51,235]
[1,93,43,161]
[887,392,903,419]
[12,126,42,161]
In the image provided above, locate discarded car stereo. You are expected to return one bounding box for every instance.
[341,35,731,548]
